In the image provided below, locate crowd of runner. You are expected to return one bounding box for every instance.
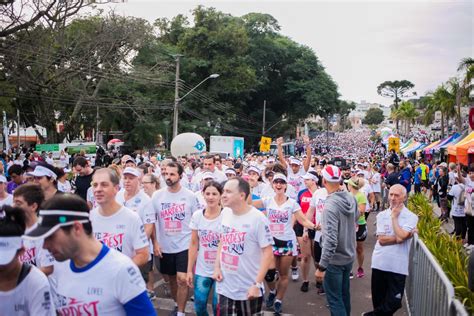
[0,129,473,316]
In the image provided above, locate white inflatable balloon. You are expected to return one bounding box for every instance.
[170,133,207,157]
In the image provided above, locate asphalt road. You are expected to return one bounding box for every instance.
[151,211,409,315]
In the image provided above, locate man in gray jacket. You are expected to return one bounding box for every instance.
[315,165,358,316]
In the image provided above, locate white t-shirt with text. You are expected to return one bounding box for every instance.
[0,265,54,316]
[145,187,199,254]
[189,210,222,277]
[90,206,149,259]
[216,207,273,301]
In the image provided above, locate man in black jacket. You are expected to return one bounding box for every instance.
[437,166,449,222]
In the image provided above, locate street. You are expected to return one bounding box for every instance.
[151,211,409,315]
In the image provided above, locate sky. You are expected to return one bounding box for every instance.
[102,0,473,106]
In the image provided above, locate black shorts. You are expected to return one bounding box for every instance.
[422,179,430,189]
[293,222,316,239]
[356,224,368,242]
[156,250,188,276]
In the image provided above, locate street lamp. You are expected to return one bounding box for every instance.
[172,74,219,138]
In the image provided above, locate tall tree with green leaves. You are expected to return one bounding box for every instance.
[363,108,385,125]
[377,80,415,131]
[395,101,419,135]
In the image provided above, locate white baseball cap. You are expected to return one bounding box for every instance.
[27,165,57,180]
[201,172,216,180]
[247,166,261,175]
[289,158,302,166]
[302,172,318,181]
[0,175,7,183]
[123,167,141,177]
[224,168,237,176]
[0,236,22,265]
[321,165,341,183]
[272,173,288,183]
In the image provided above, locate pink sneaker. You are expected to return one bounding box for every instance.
[356,267,365,278]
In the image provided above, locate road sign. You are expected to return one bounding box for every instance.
[260,136,272,152]
[388,136,400,153]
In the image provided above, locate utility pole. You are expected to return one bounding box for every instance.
[96,103,99,145]
[17,108,20,152]
[173,54,183,139]
[262,100,266,135]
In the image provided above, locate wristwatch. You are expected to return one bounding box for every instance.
[254,282,265,290]
[318,266,327,272]
[254,282,265,296]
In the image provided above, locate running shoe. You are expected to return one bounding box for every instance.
[317,287,326,296]
[357,267,365,278]
[300,281,309,292]
[349,272,354,279]
[147,290,156,300]
[266,290,277,308]
[274,301,283,314]
[291,267,299,281]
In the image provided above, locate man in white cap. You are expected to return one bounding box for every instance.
[29,165,61,202]
[315,165,358,316]
[89,168,150,268]
[115,166,155,299]
[0,174,13,206]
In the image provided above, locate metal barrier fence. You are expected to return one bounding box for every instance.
[406,234,469,316]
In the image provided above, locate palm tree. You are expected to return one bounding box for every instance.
[397,101,419,135]
[423,85,456,138]
[456,57,474,130]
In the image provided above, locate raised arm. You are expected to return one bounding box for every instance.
[302,135,312,172]
[277,137,288,169]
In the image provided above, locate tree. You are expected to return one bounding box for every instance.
[423,84,456,138]
[0,0,91,37]
[335,100,356,131]
[1,14,160,143]
[363,108,385,125]
[394,101,419,136]
[377,80,415,131]
[456,57,474,131]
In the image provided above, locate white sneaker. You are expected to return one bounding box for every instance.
[291,267,299,281]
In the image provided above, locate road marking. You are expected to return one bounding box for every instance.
[152,297,294,315]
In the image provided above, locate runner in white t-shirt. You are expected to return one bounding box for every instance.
[13,183,55,276]
[23,194,155,316]
[305,186,328,294]
[456,164,474,245]
[253,173,317,313]
[144,162,199,316]
[0,205,54,316]
[115,167,155,300]
[276,135,312,194]
[0,175,13,206]
[187,181,223,316]
[90,168,149,268]
[214,177,273,315]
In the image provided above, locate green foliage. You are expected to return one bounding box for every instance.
[362,108,385,125]
[2,6,341,147]
[408,194,474,312]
